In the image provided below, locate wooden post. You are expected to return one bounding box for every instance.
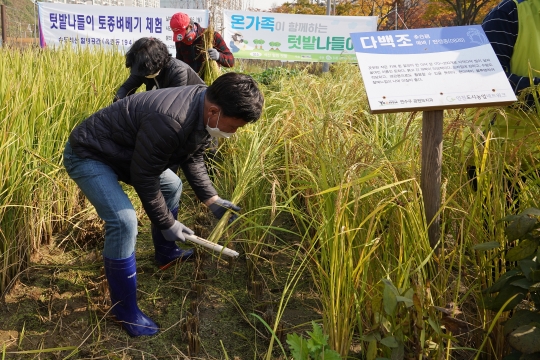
[421,110,443,249]
[1,5,6,47]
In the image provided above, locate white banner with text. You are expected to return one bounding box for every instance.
[223,10,377,62]
[38,3,208,52]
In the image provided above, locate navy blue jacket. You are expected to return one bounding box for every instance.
[482,0,540,94]
[70,86,217,229]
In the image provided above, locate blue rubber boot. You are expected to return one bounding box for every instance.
[103,254,159,337]
[152,207,194,270]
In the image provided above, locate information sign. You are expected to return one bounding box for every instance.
[350,26,517,113]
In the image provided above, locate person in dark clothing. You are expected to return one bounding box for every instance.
[170,12,234,74]
[482,0,540,97]
[466,0,540,205]
[64,72,264,337]
[114,37,204,102]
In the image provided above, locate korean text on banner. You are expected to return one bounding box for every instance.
[223,10,377,63]
[38,3,209,52]
[350,26,517,113]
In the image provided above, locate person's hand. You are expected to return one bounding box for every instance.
[161,221,194,242]
[208,48,220,61]
[208,198,241,223]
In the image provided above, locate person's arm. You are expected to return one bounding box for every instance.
[482,0,540,94]
[180,144,218,202]
[181,145,239,223]
[114,75,144,102]
[175,41,184,61]
[213,31,235,68]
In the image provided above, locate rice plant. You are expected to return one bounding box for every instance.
[0,45,125,294]
[199,19,221,85]
[3,46,540,358]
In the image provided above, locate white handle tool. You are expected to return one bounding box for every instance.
[184,233,239,258]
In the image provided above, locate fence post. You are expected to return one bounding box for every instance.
[1,5,6,47]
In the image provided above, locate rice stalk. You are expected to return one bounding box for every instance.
[0,45,125,294]
[251,64,448,356]
[206,113,286,249]
[199,19,221,85]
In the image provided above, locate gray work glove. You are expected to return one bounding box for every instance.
[208,48,220,61]
[208,198,241,223]
[161,221,194,242]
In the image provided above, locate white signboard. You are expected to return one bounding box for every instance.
[38,3,209,52]
[223,11,377,62]
[351,26,517,113]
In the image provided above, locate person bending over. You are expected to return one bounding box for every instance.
[64,72,264,337]
[114,37,204,102]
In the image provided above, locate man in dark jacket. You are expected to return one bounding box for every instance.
[63,72,264,337]
[170,12,234,74]
[114,37,204,102]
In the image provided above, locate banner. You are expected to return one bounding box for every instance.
[223,10,377,62]
[38,3,208,52]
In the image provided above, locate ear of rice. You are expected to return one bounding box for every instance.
[199,19,221,85]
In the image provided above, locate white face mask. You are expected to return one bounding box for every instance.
[206,111,234,139]
[145,69,161,78]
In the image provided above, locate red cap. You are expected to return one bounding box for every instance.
[170,12,191,42]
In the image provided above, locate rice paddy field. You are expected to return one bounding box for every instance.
[1,46,540,359]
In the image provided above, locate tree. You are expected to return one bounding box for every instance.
[253,39,266,49]
[272,0,431,30]
[382,0,433,30]
[273,0,327,15]
[423,0,499,26]
[0,0,36,39]
[273,0,395,29]
[272,0,500,29]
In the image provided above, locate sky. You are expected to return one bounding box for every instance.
[246,0,288,10]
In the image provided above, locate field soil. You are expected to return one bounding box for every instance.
[0,203,321,359]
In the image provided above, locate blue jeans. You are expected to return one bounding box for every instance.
[63,141,182,259]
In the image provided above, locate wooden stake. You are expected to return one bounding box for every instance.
[421,110,443,249]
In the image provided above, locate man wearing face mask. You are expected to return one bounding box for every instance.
[114,37,204,102]
[170,12,235,74]
[63,72,263,337]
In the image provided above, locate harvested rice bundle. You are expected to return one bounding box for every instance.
[199,20,221,85]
